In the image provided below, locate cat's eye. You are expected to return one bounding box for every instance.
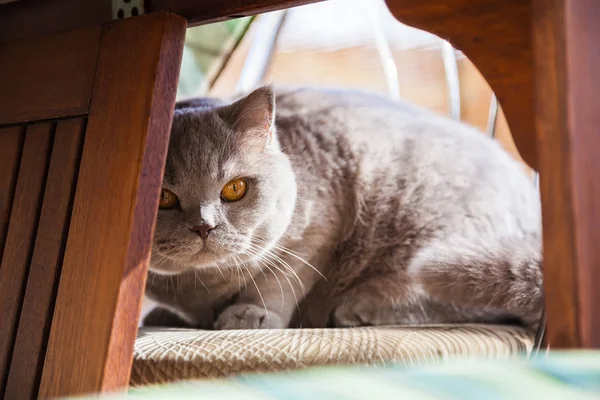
[221,178,247,202]
[159,188,178,209]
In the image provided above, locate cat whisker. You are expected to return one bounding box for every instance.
[252,237,327,282]
[245,248,285,313]
[267,254,305,295]
[221,258,237,284]
[235,254,270,326]
[149,272,157,289]
[150,254,171,271]
[248,242,306,293]
[256,260,268,279]
[273,246,327,282]
[248,243,294,279]
[232,255,247,294]
[253,237,308,257]
[195,270,211,294]
[232,261,242,292]
[213,262,226,279]
[247,243,302,311]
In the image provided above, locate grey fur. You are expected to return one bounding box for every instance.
[145,86,543,330]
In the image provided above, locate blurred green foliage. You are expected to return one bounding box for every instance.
[177,17,253,99]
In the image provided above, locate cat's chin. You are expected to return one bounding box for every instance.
[150,236,273,275]
[185,250,263,274]
[149,249,223,275]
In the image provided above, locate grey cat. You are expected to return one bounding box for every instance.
[144,86,543,331]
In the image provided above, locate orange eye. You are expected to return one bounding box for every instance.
[221,178,248,202]
[159,188,178,209]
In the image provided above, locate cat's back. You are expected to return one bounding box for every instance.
[273,87,422,169]
[272,87,539,237]
[274,87,423,145]
[272,86,524,179]
[274,86,421,115]
[273,86,493,154]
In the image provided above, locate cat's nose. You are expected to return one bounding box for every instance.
[190,223,215,240]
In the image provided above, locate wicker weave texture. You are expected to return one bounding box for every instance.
[131,324,533,386]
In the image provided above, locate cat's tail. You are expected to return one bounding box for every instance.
[410,234,544,327]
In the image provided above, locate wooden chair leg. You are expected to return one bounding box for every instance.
[532,0,600,348]
[385,0,600,348]
[385,0,537,170]
[0,13,186,398]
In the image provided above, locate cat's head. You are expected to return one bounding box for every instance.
[151,87,297,275]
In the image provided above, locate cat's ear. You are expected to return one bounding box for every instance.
[219,86,276,145]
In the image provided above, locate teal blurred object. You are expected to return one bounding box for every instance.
[74,351,600,399]
[176,17,253,99]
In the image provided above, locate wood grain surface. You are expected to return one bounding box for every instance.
[0,0,321,42]
[38,13,186,397]
[0,26,101,125]
[0,124,53,396]
[533,0,600,348]
[0,127,24,257]
[4,119,85,400]
[0,0,110,42]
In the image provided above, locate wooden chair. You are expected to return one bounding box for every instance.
[0,11,186,399]
[385,0,600,350]
[0,0,597,398]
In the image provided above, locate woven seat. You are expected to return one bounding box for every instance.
[131,324,533,386]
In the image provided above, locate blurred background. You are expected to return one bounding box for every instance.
[143,0,535,320]
[178,0,520,173]
[176,0,532,174]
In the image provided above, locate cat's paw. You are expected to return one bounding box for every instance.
[332,299,389,327]
[214,304,284,330]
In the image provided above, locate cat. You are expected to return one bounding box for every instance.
[144,86,543,331]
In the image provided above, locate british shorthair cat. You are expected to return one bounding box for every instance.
[144,86,543,331]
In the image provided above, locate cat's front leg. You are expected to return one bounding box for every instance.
[214,256,322,330]
[143,306,195,328]
[331,273,419,327]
